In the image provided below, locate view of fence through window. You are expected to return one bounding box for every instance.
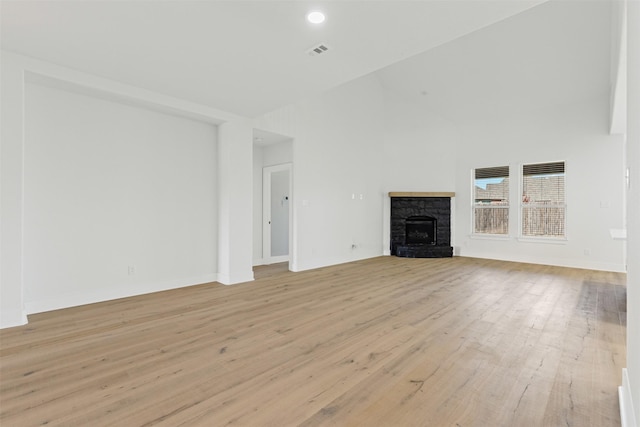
[474,166,509,234]
[522,161,565,237]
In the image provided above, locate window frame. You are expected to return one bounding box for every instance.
[471,165,511,238]
[518,161,567,241]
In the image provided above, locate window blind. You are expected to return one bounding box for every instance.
[475,166,509,179]
[523,162,564,176]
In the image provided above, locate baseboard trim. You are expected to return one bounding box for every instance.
[217,270,255,285]
[620,368,638,427]
[25,274,218,315]
[0,309,29,329]
[459,250,626,273]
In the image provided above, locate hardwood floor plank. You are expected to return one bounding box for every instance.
[0,257,625,426]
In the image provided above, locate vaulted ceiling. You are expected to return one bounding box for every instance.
[376,0,613,122]
[1,1,611,121]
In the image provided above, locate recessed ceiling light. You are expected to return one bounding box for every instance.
[307,11,325,24]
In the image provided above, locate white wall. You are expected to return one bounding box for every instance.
[623,0,640,424]
[23,83,218,313]
[256,75,387,271]
[263,141,293,166]
[454,95,625,272]
[0,52,27,327]
[382,95,458,193]
[217,119,255,285]
[0,51,245,328]
[252,146,265,264]
[293,76,387,271]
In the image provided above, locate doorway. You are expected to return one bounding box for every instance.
[263,163,292,264]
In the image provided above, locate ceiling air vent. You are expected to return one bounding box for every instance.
[307,43,330,57]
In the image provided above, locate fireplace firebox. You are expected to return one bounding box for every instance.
[405,216,436,245]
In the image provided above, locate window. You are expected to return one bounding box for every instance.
[473,166,509,235]
[521,161,565,238]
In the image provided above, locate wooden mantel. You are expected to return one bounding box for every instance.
[389,192,455,198]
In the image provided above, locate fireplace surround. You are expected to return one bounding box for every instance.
[390,192,454,258]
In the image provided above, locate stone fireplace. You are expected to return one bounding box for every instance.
[390,192,454,258]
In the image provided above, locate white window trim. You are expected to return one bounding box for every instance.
[518,160,568,241]
[471,166,511,238]
[470,233,512,241]
[517,234,568,244]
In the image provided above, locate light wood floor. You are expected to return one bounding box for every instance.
[0,256,626,426]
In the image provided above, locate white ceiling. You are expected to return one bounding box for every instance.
[1,0,552,118]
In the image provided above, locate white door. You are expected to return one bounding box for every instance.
[263,164,292,264]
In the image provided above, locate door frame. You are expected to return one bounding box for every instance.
[262,163,292,265]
